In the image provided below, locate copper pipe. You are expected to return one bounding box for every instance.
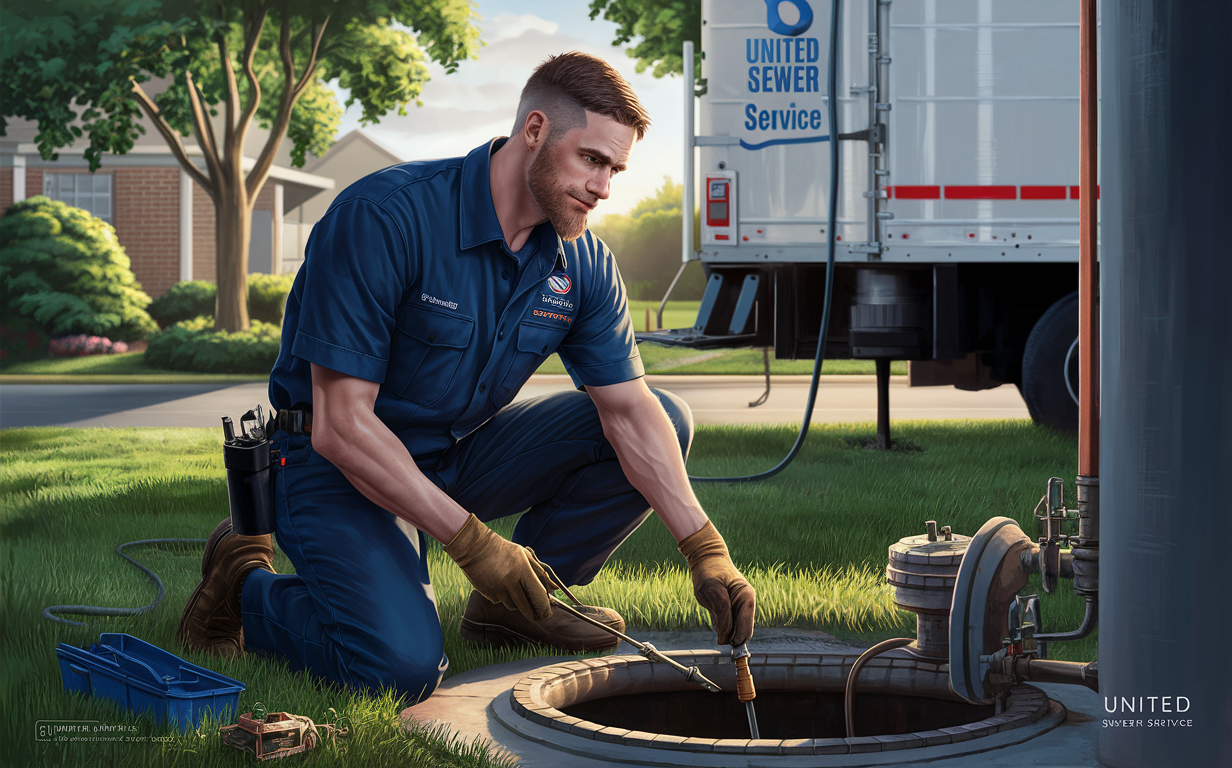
[1078,0,1100,477]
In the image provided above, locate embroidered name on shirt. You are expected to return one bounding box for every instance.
[421,294,459,310]
[533,309,573,324]
[540,294,574,311]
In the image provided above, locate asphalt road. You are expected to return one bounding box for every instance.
[0,374,1029,429]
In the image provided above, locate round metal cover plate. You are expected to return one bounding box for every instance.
[949,517,1032,704]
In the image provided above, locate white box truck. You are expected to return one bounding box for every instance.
[647,0,1095,431]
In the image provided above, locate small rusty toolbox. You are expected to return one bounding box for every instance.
[220,710,321,760]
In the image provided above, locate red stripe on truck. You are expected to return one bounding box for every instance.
[1021,185,1068,200]
[884,185,1102,201]
[944,185,1017,199]
[891,185,941,199]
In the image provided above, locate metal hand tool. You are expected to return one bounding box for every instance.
[731,643,760,739]
[546,595,722,694]
[531,555,722,694]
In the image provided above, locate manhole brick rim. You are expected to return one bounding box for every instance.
[510,651,1051,755]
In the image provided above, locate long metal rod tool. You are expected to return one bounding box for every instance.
[731,643,760,739]
[547,596,722,694]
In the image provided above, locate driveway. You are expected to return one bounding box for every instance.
[0,375,1028,429]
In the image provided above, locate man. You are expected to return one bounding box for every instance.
[179,52,755,703]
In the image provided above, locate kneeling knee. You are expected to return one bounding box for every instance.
[650,388,694,459]
[381,647,448,704]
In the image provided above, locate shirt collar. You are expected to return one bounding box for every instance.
[552,234,567,271]
[459,137,567,272]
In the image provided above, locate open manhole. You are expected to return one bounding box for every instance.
[495,651,1064,764]
[562,688,992,741]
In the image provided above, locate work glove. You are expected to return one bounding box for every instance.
[678,520,756,646]
[444,513,554,622]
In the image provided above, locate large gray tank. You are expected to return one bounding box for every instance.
[1100,1,1232,766]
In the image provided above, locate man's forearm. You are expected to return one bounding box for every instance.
[311,408,469,544]
[598,387,708,542]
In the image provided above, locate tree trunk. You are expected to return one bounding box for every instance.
[215,175,252,333]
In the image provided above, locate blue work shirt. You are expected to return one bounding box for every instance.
[268,138,644,461]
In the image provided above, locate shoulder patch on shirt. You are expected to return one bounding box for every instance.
[547,274,571,295]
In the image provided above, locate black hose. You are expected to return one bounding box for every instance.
[42,538,207,627]
[844,637,915,737]
[690,0,842,483]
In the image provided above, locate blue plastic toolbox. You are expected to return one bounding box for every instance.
[56,633,245,731]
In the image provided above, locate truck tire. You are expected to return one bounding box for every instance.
[1019,291,1080,433]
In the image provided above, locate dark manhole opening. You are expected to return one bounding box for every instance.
[561,690,995,740]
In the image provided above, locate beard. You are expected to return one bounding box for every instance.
[527,147,595,242]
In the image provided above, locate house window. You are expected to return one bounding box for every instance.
[43,173,112,221]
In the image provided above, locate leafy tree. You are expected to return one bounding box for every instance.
[593,177,705,303]
[1,0,480,332]
[0,196,158,349]
[588,0,704,93]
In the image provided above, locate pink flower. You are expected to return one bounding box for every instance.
[50,334,120,357]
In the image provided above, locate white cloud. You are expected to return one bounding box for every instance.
[479,12,560,43]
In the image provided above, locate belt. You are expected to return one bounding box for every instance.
[272,408,313,435]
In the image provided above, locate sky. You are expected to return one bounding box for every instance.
[330,0,687,220]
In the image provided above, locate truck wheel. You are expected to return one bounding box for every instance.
[1019,291,1080,433]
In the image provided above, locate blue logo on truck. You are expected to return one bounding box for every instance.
[741,3,828,151]
[765,0,814,37]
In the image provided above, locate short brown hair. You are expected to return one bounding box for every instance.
[513,52,651,143]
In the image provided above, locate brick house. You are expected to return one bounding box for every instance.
[0,114,336,300]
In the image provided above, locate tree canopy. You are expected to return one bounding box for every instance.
[1,0,479,172]
[588,0,703,92]
[1,0,480,331]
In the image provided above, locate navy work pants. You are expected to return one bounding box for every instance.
[240,388,693,704]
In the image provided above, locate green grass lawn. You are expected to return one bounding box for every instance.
[0,301,904,382]
[627,299,699,332]
[0,422,1091,766]
[0,351,268,384]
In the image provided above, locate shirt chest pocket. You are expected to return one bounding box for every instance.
[493,321,569,405]
[387,304,474,406]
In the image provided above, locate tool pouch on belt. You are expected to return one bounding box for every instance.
[221,403,315,536]
[221,405,275,536]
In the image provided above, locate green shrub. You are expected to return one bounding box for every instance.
[0,318,48,360]
[0,197,157,356]
[591,178,707,301]
[147,274,293,329]
[143,316,281,373]
[246,272,294,325]
[146,280,216,327]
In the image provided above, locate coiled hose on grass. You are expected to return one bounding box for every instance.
[42,538,207,626]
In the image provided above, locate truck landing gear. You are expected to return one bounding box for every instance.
[1020,291,1081,433]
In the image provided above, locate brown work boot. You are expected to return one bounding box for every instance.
[178,517,275,658]
[459,590,625,652]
